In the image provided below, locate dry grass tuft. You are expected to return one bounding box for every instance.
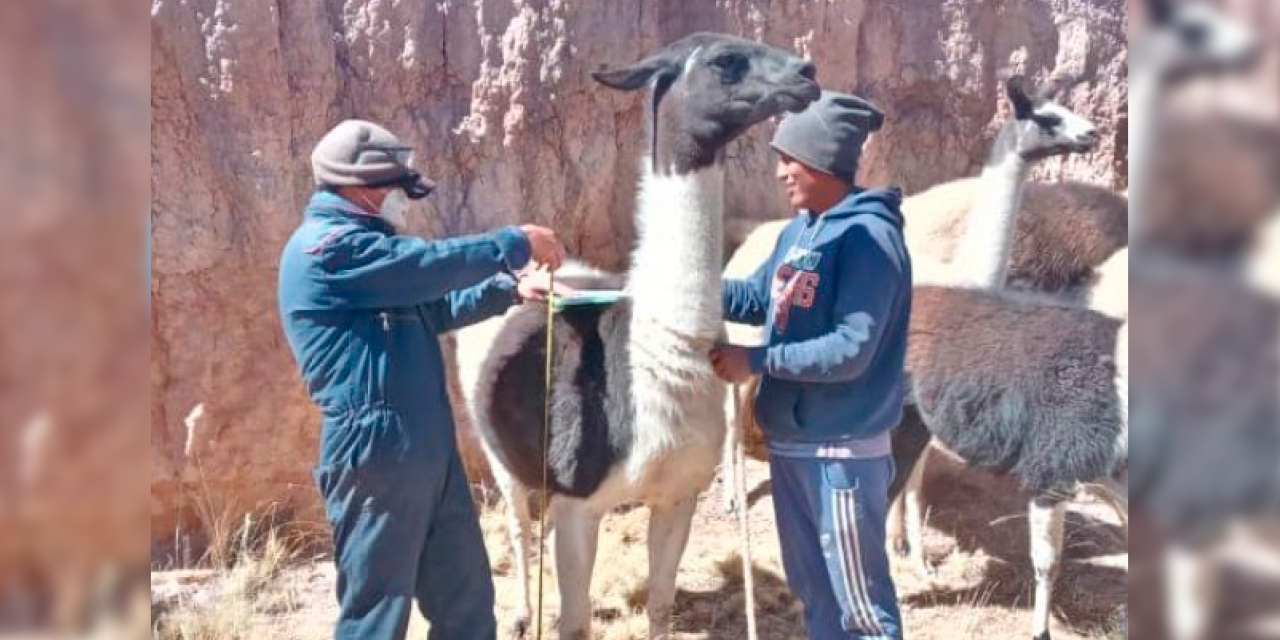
[153,507,303,640]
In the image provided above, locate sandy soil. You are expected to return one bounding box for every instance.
[153,455,1129,639]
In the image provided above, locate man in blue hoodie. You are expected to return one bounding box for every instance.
[278,119,568,640]
[713,92,911,640]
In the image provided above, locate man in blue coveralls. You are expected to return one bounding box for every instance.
[712,93,911,639]
[277,119,567,640]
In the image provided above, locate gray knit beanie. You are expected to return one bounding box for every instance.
[311,119,435,198]
[770,91,885,182]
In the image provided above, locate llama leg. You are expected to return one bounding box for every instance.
[506,484,534,638]
[899,448,934,577]
[553,500,601,640]
[481,438,535,638]
[1029,498,1065,640]
[1165,544,1215,640]
[646,497,697,640]
[887,494,907,555]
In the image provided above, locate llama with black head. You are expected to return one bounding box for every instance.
[902,75,1123,302]
[887,78,1127,640]
[907,75,1104,291]
[459,33,818,640]
[891,74,1106,576]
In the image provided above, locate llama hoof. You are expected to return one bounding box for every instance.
[923,563,940,581]
[511,614,529,639]
[647,622,673,640]
[721,494,740,516]
[890,536,910,558]
[1032,632,1051,640]
[717,478,739,515]
[648,606,675,639]
[914,557,940,582]
[921,560,942,581]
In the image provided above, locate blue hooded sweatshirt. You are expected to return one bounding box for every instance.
[723,187,912,446]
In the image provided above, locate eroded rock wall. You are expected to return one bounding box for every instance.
[150,0,1127,548]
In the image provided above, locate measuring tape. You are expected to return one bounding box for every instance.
[534,271,556,640]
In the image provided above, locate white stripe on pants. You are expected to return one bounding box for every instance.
[833,488,887,636]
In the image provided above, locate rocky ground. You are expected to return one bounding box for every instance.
[153,455,1129,640]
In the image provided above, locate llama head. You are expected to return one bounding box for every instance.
[1137,0,1258,83]
[592,33,820,175]
[1003,75,1101,162]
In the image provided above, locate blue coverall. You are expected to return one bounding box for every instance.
[277,191,531,640]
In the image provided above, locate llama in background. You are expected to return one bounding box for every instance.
[904,75,1115,295]
[892,74,1105,576]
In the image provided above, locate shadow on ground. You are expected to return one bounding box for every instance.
[899,455,1127,636]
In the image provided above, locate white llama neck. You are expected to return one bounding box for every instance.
[951,125,1032,289]
[628,162,725,340]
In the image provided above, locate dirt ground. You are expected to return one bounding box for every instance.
[153,455,1129,639]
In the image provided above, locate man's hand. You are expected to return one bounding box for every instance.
[516,267,578,302]
[710,344,755,383]
[519,224,567,271]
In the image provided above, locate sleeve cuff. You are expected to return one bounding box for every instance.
[492,272,521,305]
[747,346,769,374]
[495,226,532,273]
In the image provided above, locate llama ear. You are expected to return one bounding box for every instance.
[591,57,679,91]
[1006,75,1037,120]
[1145,0,1175,25]
[864,108,885,133]
[1038,74,1078,101]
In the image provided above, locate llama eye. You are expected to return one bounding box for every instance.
[711,53,748,83]
[1033,113,1063,132]
[1179,22,1210,49]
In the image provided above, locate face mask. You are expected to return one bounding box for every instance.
[378,189,410,230]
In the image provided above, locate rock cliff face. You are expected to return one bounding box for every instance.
[150,0,1127,548]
